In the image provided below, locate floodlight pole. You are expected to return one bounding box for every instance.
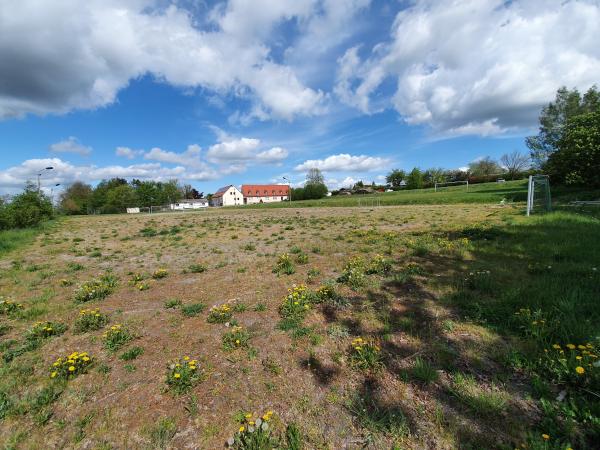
[37,166,54,193]
[283,176,291,204]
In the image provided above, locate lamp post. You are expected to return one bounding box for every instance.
[283,176,291,204]
[37,166,54,193]
[50,183,60,204]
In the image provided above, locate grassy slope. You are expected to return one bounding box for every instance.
[242,179,529,208]
[0,221,58,257]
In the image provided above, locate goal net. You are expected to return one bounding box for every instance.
[434,180,469,192]
[526,175,551,216]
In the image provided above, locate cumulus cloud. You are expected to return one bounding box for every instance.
[295,153,389,172]
[335,0,600,135]
[144,144,203,167]
[115,146,142,159]
[257,147,289,163]
[49,136,92,156]
[0,0,325,121]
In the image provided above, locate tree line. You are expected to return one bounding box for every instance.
[58,178,203,215]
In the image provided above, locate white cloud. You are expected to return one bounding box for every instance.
[115,146,143,159]
[0,0,325,121]
[49,136,92,156]
[335,0,600,135]
[144,144,202,167]
[295,153,389,172]
[257,147,289,163]
[205,137,261,162]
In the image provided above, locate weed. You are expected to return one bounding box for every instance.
[273,253,295,275]
[74,274,118,303]
[164,298,182,309]
[147,417,177,449]
[207,304,233,323]
[409,357,439,384]
[181,302,206,317]
[166,356,202,394]
[103,324,132,352]
[120,346,144,361]
[49,351,93,379]
[222,326,251,351]
[152,268,169,279]
[188,263,207,273]
[74,308,108,332]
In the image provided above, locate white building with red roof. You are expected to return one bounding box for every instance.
[210,185,244,207]
[241,184,289,204]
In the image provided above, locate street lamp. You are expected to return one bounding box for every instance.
[282,176,291,204]
[50,183,60,204]
[37,166,54,193]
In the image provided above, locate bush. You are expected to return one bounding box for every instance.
[0,185,53,231]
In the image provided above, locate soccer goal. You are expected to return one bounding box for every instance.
[434,180,469,192]
[526,175,552,216]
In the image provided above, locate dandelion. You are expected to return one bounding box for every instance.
[239,426,245,432]
[566,344,576,350]
[552,344,561,349]
[542,434,549,440]
[575,366,585,374]
[68,366,75,372]
[174,373,181,379]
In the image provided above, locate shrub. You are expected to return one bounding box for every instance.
[152,268,169,279]
[166,356,202,394]
[222,326,251,352]
[49,351,93,380]
[207,304,233,323]
[74,274,118,303]
[0,298,23,316]
[103,324,132,352]
[74,308,108,332]
[273,253,295,275]
[181,302,206,317]
[349,337,383,371]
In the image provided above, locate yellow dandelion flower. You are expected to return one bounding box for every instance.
[239,426,245,432]
[575,366,585,374]
[541,434,549,440]
[566,344,575,350]
[174,373,181,379]
[552,344,560,349]
[50,371,57,378]
[184,356,190,361]
[68,366,75,372]
[245,413,252,419]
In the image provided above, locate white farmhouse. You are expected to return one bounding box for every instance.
[210,185,244,207]
[170,199,208,210]
[241,184,290,204]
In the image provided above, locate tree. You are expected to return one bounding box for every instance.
[182,184,202,199]
[468,157,502,176]
[59,182,92,214]
[527,85,600,167]
[406,168,424,189]
[545,111,600,187]
[103,184,137,213]
[0,183,53,229]
[306,168,325,185]
[500,151,530,179]
[386,169,406,187]
[424,167,446,185]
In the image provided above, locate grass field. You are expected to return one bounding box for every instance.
[0,192,598,448]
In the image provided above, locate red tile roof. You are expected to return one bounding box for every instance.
[241,184,289,197]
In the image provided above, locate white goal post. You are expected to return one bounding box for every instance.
[434,180,469,192]
[526,175,552,216]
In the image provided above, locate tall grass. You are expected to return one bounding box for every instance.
[0,227,44,257]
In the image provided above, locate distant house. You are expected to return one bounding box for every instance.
[211,185,244,207]
[170,199,208,210]
[241,184,289,204]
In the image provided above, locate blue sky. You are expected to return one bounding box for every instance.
[1,0,598,195]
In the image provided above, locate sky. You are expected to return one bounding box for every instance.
[1,0,599,196]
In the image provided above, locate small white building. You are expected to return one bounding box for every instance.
[241,184,290,204]
[210,185,244,207]
[170,199,208,210]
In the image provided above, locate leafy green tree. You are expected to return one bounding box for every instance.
[302,168,328,199]
[103,184,137,213]
[0,183,53,229]
[546,111,600,187]
[91,178,128,212]
[306,168,325,185]
[527,85,600,167]
[385,169,406,187]
[468,157,502,176]
[59,182,92,214]
[406,168,424,189]
[424,168,446,185]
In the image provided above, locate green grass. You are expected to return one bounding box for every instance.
[0,222,56,256]
[240,180,529,208]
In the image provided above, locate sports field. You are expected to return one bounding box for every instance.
[0,189,598,449]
